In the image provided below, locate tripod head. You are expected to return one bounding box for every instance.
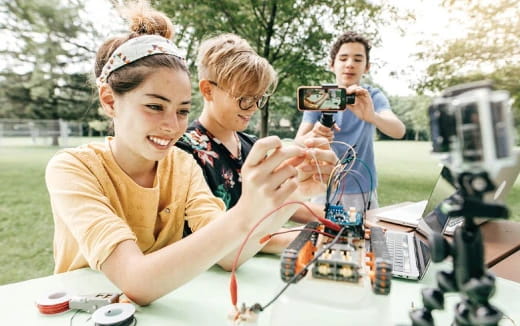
[429,80,516,201]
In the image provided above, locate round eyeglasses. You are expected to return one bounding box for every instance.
[209,81,270,110]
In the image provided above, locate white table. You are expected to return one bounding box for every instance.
[1,254,519,325]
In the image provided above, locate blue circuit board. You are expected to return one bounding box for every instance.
[325,204,363,227]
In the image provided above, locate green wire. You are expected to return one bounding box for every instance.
[355,157,374,193]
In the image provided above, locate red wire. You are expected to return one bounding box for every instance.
[36,301,70,315]
[260,228,337,244]
[229,200,341,307]
[285,200,341,232]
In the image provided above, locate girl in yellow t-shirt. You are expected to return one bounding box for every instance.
[45,1,336,306]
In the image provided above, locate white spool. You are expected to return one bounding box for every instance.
[35,291,71,306]
[91,303,135,325]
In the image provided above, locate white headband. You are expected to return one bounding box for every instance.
[96,34,185,88]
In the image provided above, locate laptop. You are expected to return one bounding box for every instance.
[417,152,520,236]
[384,229,431,280]
[377,151,520,236]
[375,170,454,231]
[380,151,520,280]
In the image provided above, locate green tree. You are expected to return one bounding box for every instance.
[152,0,404,137]
[389,95,431,141]
[415,0,520,114]
[0,0,101,144]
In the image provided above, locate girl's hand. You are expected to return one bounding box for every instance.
[239,136,306,213]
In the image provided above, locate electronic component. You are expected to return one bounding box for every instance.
[69,292,121,314]
[324,204,364,238]
[280,204,392,296]
[366,226,392,295]
[280,222,320,283]
[311,240,363,282]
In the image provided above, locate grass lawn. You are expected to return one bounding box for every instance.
[375,142,520,214]
[0,139,519,285]
[0,137,102,285]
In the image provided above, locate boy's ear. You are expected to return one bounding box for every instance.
[98,84,116,118]
[199,79,213,101]
[365,62,371,74]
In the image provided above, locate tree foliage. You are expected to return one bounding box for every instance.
[0,0,100,123]
[415,0,520,112]
[388,94,431,141]
[0,0,413,140]
[152,0,401,136]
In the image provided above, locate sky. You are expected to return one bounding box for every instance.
[369,0,468,96]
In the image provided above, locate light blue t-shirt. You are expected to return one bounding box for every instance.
[302,85,390,194]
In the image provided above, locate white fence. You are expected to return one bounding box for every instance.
[0,119,83,146]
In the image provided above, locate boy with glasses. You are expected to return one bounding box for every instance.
[176,34,324,245]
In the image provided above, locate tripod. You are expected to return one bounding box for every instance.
[410,170,508,326]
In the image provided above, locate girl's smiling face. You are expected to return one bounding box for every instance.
[101,67,191,164]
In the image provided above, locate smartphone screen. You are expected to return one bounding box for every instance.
[297,86,354,111]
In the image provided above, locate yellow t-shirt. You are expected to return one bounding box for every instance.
[46,138,225,273]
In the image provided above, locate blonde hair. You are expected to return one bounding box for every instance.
[197,33,277,97]
[94,0,186,94]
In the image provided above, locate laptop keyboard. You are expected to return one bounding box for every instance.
[385,232,411,273]
[448,217,463,227]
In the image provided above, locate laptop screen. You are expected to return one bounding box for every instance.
[422,168,455,219]
[415,235,431,275]
[419,167,455,234]
[420,152,520,235]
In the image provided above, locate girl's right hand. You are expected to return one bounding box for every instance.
[238,136,306,217]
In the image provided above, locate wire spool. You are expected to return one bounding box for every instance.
[91,303,136,326]
[35,291,71,315]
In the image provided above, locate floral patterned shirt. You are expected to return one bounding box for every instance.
[176,120,256,209]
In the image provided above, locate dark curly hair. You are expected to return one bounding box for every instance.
[329,31,371,67]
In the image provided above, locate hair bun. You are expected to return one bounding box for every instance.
[119,0,174,39]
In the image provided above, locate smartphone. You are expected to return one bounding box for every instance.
[297,86,355,111]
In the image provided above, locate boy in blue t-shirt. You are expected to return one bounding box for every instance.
[296,31,406,211]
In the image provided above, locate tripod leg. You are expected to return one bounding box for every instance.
[453,298,472,326]
[410,307,434,326]
[463,273,503,326]
[452,296,502,326]
[410,231,457,326]
[410,288,445,326]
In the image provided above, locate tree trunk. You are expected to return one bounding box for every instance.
[51,120,60,146]
[259,1,276,139]
[261,103,269,137]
